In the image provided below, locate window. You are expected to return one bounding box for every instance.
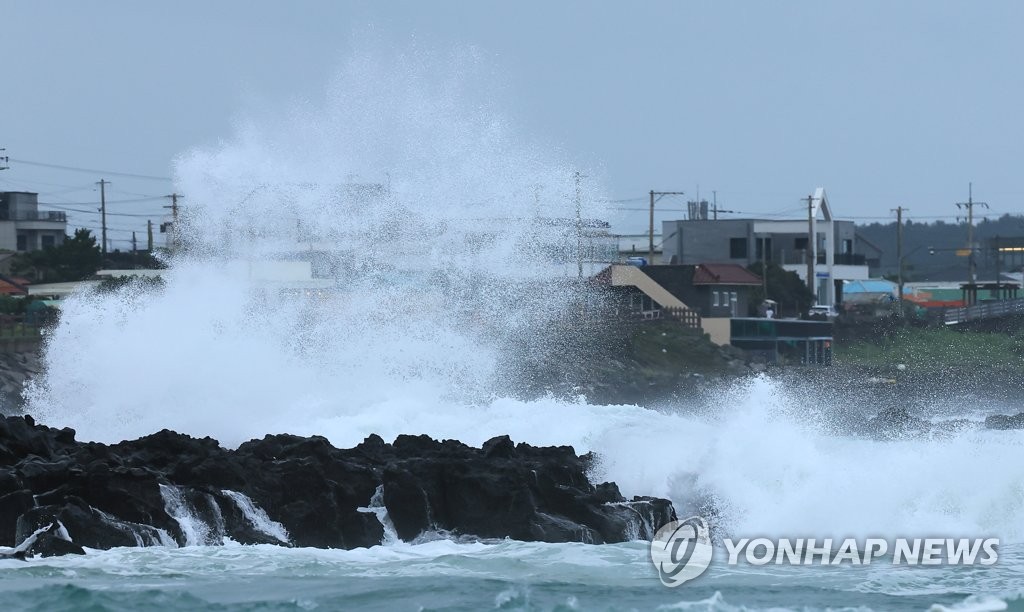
[729,238,748,259]
[16,235,26,251]
[41,235,55,249]
[712,291,719,307]
[794,237,809,251]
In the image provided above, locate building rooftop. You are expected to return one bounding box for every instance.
[692,263,762,286]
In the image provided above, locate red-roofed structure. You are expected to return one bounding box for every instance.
[0,275,30,296]
[691,263,763,286]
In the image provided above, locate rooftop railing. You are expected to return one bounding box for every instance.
[774,252,866,266]
[0,211,68,222]
[11,211,68,222]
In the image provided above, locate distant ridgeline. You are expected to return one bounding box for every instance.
[857,214,1024,282]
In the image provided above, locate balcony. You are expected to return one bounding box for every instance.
[776,251,866,266]
[9,211,67,222]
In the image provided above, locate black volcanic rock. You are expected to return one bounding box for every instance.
[0,415,676,556]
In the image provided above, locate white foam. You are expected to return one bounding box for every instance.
[357,485,399,546]
[928,595,1010,612]
[159,484,216,547]
[221,490,290,544]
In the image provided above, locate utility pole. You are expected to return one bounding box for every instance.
[956,182,988,284]
[97,179,110,256]
[164,193,182,252]
[892,206,908,317]
[712,190,718,220]
[760,235,768,300]
[805,194,815,306]
[574,172,583,278]
[649,190,685,262]
[147,219,154,252]
[995,234,1002,299]
[649,190,655,260]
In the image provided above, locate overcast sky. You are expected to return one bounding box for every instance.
[2,1,1022,246]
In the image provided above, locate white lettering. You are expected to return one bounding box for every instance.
[803,538,832,565]
[946,539,981,565]
[775,538,802,565]
[745,538,775,565]
[894,539,920,565]
[921,538,944,565]
[832,538,861,565]
[980,538,999,566]
[863,538,888,564]
[723,538,748,565]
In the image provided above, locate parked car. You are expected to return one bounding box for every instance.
[807,304,839,319]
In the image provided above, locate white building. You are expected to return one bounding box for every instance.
[0,192,68,252]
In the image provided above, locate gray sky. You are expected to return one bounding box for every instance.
[2,0,1023,247]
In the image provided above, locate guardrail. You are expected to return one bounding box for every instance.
[944,298,1024,325]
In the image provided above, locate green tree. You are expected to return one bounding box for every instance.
[12,228,103,283]
[102,249,166,270]
[746,261,815,317]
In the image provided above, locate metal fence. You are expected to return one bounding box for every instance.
[659,306,703,330]
[943,298,1024,325]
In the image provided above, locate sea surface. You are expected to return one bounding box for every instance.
[1,539,1022,611]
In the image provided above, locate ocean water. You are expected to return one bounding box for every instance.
[1,540,1022,611]
[14,45,1024,610]
[13,381,1024,611]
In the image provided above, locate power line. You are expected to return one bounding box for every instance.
[0,176,94,192]
[598,197,647,203]
[40,204,164,218]
[39,196,165,205]
[8,158,171,181]
[109,187,166,198]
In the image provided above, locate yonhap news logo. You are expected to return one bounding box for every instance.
[649,517,999,587]
[649,517,713,587]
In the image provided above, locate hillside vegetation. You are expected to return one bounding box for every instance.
[835,326,1024,369]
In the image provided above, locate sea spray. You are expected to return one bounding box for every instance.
[29,47,609,446]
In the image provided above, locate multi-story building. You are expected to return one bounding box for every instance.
[661,188,872,306]
[0,192,68,252]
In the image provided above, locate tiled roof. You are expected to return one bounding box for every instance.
[691,263,762,286]
[0,276,29,296]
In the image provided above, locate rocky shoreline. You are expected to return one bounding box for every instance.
[0,415,675,558]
